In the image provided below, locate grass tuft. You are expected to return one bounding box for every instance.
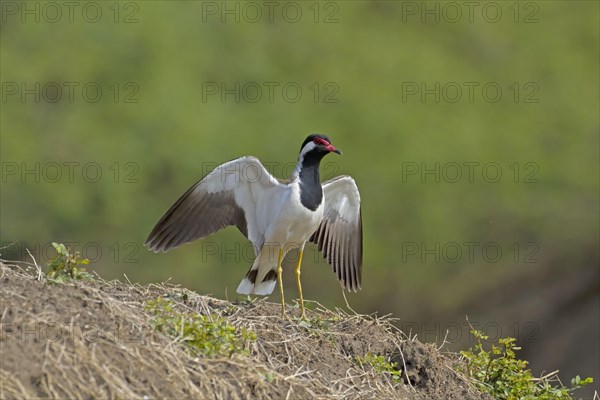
[145,297,256,357]
[46,242,93,282]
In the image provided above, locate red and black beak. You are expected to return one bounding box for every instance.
[326,144,342,155]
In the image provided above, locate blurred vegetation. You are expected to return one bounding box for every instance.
[1,1,598,392]
[460,329,593,399]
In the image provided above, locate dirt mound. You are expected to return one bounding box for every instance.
[0,262,489,400]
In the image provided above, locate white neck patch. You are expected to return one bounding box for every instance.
[298,141,317,160]
[292,141,318,178]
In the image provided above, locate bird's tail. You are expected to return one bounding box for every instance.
[236,244,281,296]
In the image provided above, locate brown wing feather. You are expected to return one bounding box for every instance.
[145,156,285,254]
[145,181,247,252]
[309,176,362,291]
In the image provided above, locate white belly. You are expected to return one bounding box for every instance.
[263,185,323,251]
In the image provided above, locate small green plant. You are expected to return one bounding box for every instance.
[296,315,341,330]
[356,352,402,382]
[262,372,275,383]
[459,329,593,399]
[46,242,92,282]
[145,297,256,357]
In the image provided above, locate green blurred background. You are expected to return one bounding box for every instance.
[1,1,598,394]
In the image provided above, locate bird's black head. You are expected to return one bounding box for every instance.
[299,134,342,157]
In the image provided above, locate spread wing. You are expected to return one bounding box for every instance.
[145,156,283,253]
[310,176,363,291]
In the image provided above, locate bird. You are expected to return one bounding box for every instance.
[144,134,362,319]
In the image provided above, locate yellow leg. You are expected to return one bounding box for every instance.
[276,248,286,318]
[295,249,306,319]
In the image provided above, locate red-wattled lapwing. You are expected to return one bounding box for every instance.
[145,134,362,318]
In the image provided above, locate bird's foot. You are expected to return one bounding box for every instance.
[299,305,306,320]
[291,300,307,320]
